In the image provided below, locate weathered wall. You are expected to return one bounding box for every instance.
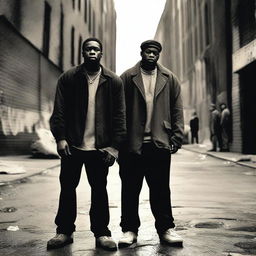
[0,0,117,155]
[0,17,61,154]
[155,0,230,144]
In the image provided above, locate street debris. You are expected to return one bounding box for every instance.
[109,205,118,208]
[78,210,87,215]
[198,154,207,160]
[0,161,26,175]
[194,221,224,229]
[234,241,256,250]
[223,254,254,256]
[30,128,59,158]
[236,156,252,162]
[7,225,19,231]
[0,207,17,213]
[229,226,256,232]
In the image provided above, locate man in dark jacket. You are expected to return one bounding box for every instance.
[47,38,126,251]
[118,40,184,248]
[190,112,199,144]
[208,103,222,151]
[220,103,231,152]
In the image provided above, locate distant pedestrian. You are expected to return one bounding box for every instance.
[118,40,184,248]
[189,112,199,144]
[47,38,126,251]
[208,103,222,151]
[220,103,231,152]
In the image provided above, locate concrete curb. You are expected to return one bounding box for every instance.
[182,146,256,170]
[0,156,60,186]
[0,164,60,186]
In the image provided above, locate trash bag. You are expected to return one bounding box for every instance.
[30,129,59,158]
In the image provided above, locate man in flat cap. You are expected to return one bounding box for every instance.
[118,40,184,247]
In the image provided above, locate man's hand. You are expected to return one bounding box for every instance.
[102,151,115,167]
[170,144,179,154]
[57,140,71,157]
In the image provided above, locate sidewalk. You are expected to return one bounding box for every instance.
[0,155,60,186]
[1,145,256,186]
[183,144,256,169]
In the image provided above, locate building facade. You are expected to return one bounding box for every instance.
[231,0,256,154]
[155,0,231,145]
[0,0,117,155]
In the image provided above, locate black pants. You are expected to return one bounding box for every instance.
[191,131,199,144]
[55,148,111,238]
[119,143,175,235]
[211,132,222,151]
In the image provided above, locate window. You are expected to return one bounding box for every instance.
[78,36,82,64]
[88,0,91,33]
[71,26,75,65]
[84,0,88,22]
[43,1,51,57]
[78,0,81,11]
[59,4,64,69]
[72,0,75,9]
[92,10,95,36]
[204,3,210,46]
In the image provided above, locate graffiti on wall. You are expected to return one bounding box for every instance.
[0,104,39,136]
[0,90,53,136]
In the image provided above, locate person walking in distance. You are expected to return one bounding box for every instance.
[220,103,231,152]
[189,111,199,144]
[47,38,126,251]
[209,103,222,151]
[118,40,184,248]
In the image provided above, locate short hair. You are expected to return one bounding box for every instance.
[82,37,103,51]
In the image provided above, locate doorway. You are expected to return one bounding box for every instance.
[239,61,256,154]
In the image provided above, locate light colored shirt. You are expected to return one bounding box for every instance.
[141,67,157,142]
[75,69,118,158]
[76,69,101,150]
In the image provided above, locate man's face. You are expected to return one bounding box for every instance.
[209,105,215,111]
[220,104,226,111]
[141,47,160,64]
[82,41,102,62]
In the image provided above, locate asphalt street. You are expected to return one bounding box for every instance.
[0,149,255,256]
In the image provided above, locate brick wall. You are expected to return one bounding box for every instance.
[230,73,242,152]
[0,17,61,155]
[230,0,256,153]
[155,0,229,144]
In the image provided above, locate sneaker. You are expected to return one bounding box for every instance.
[47,233,73,250]
[118,231,137,248]
[160,229,183,247]
[96,236,117,251]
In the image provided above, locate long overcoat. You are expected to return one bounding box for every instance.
[120,62,184,154]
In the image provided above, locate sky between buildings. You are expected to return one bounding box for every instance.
[114,0,166,75]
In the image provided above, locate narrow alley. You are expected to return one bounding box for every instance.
[0,149,255,256]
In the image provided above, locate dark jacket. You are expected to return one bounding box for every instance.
[210,109,221,135]
[190,117,199,133]
[50,64,126,150]
[120,62,184,154]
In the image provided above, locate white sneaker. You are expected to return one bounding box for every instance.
[118,231,137,248]
[160,229,183,246]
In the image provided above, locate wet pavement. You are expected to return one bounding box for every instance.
[0,149,256,255]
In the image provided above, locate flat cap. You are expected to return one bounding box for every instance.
[140,40,162,52]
